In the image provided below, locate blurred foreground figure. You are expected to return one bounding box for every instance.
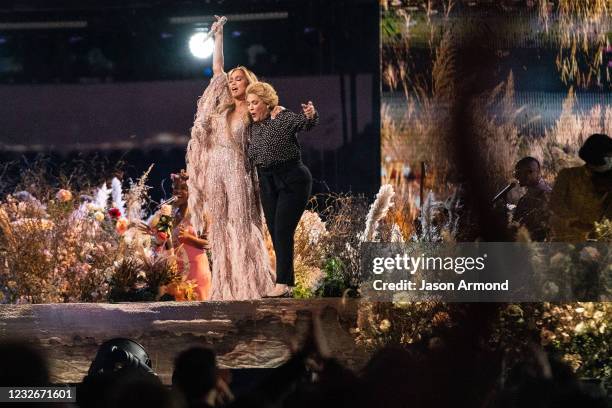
[0,340,50,387]
[550,134,612,241]
[172,347,233,408]
[0,339,67,408]
[78,338,183,408]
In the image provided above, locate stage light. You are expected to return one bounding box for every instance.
[87,338,155,376]
[189,32,214,59]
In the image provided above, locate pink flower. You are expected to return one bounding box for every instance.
[56,189,73,202]
[115,217,129,235]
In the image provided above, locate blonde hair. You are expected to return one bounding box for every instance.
[245,82,279,111]
[219,66,258,114]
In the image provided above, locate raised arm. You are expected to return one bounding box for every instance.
[298,100,319,131]
[211,15,225,76]
[294,110,319,132]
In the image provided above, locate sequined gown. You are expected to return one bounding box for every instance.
[186,73,275,300]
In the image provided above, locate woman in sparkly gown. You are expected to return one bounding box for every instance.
[186,16,274,300]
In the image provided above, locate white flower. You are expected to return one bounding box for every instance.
[574,322,586,335]
[160,205,172,217]
[362,184,395,242]
[93,211,105,222]
[299,210,326,245]
[379,319,391,332]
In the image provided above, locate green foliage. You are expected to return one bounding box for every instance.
[316,257,348,297]
[381,13,402,43]
[292,285,314,299]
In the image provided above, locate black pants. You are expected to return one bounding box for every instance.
[257,160,312,286]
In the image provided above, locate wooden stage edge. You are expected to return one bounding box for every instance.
[0,298,369,384]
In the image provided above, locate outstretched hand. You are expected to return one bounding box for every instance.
[301,101,316,119]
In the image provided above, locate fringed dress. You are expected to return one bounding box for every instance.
[186,73,275,300]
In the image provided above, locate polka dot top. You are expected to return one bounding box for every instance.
[248,109,319,168]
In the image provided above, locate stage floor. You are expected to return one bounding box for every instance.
[0,298,368,384]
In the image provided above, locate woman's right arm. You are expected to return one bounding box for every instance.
[212,16,224,76]
[192,16,229,122]
[277,104,319,133]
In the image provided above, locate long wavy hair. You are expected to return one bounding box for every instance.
[219,66,258,115]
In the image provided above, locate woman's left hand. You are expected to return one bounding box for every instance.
[301,101,316,119]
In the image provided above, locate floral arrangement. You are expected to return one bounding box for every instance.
[491,302,611,382]
[354,300,611,383]
[148,204,175,248]
[0,165,182,304]
[292,210,327,298]
[292,186,398,298]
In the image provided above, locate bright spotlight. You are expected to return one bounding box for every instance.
[189,32,214,59]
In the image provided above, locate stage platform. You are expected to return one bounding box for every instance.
[0,298,368,384]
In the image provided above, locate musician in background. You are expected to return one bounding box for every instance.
[512,157,552,241]
[550,134,612,242]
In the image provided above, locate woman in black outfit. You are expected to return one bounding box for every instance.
[246,81,318,297]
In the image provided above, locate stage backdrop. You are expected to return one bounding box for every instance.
[0,74,379,195]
